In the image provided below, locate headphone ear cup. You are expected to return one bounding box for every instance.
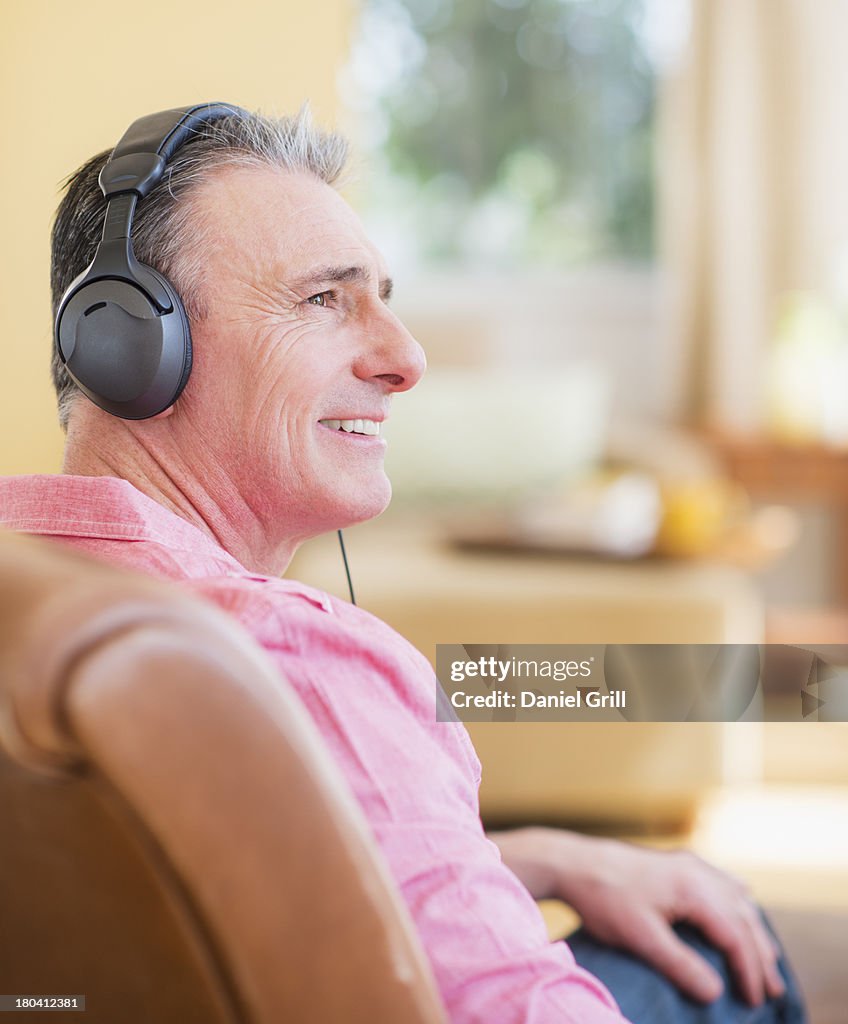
[55,267,192,420]
[146,264,193,406]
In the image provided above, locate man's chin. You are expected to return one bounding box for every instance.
[317,476,392,532]
[339,481,392,528]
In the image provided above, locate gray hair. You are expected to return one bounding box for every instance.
[50,106,350,429]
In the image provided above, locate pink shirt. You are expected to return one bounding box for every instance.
[0,474,625,1024]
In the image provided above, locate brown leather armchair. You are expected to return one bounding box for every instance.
[0,532,447,1023]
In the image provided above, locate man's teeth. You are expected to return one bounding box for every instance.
[319,418,381,436]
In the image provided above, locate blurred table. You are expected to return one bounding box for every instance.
[291,517,764,648]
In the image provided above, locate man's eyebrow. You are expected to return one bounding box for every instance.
[290,264,394,302]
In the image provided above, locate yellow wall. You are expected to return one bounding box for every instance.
[0,0,353,474]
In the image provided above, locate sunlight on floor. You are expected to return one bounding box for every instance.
[691,785,848,910]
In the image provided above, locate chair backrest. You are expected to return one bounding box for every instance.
[0,531,447,1024]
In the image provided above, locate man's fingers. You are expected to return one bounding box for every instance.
[630,915,724,1004]
[681,898,766,1006]
[676,855,784,1004]
[741,903,785,999]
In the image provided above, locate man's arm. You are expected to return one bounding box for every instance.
[489,827,786,1007]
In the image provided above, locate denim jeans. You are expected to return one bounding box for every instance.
[567,913,807,1023]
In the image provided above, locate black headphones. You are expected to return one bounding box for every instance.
[54,103,244,420]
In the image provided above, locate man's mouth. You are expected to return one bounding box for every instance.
[318,418,382,437]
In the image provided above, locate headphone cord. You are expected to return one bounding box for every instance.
[337,529,356,605]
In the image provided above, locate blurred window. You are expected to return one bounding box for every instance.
[346,0,659,268]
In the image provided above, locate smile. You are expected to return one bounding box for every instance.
[318,419,382,436]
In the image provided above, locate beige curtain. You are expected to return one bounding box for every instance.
[660,0,848,430]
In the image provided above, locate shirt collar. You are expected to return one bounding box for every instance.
[0,474,253,578]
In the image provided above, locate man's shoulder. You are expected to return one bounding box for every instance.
[184,573,332,627]
[185,573,431,675]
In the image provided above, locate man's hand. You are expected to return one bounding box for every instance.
[489,827,785,1007]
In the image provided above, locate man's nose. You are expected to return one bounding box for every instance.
[355,314,426,393]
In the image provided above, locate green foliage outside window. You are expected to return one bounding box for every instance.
[352,0,656,265]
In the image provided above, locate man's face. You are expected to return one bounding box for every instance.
[178,165,425,541]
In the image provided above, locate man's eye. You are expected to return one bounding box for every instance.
[306,291,332,307]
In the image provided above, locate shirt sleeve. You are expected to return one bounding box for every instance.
[374,808,627,1023]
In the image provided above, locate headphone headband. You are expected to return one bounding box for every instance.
[99,103,244,199]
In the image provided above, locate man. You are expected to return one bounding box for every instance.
[0,107,804,1023]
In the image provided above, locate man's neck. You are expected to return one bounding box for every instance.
[62,414,297,577]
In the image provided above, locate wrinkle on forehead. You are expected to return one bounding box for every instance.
[190,164,388,292]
